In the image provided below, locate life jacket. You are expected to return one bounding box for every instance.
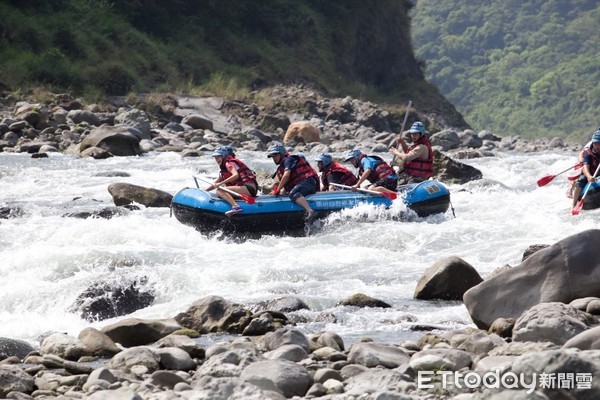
[275,154,319,191]
[583,148,600,172]
[219,155,258,187]
[358,155,396,183]
[403,135,434,178]
[321,162,358,190]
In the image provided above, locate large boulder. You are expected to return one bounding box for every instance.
[414,256,483,300]
[108,182,173,207]
[79,124,143,156]
[283,121,320,143]
[512,302,597,345]
[464,230,600,329]
[0,338,35,361]
[433,150,483,184]
[69,276,155,322]
[174,295,253,334]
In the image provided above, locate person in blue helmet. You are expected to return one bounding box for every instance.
[268,143,319,221]
[389,121,434,185]
[571,130,600,211]
[343,148,397,194]
[206,146,258,217]
[315,153,358,191]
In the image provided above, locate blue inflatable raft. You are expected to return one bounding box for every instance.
[171,180,451,233]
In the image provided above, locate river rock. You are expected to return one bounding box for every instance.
[240,359,312,398]
[463,229,600,329]
[77,327,121,357]
[100,317,182,347]
[107,182,173,207]
[0,338,35,361]
[562,326,600,350]
[414,256,483,300]
[69,276,155,322]
[512,302,597,345]
[433,150,483,184]
[106,346,160,373]
[174,295,253,334]
[510,349,600,399]
[0,365,35,397]
[338,293,391,308]
[79,124,143,156]
[347,342,410,368]
[283,121,320,143]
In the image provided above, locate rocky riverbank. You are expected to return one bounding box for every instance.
[1,230,600,399]
[0,85,583,162]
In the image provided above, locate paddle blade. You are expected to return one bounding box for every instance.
[241,194,255,204]
[572,199,584,215]
[381,191,398,200]
[567,174,580,181]
[536,175,555,187]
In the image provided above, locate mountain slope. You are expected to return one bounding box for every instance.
[411,0,599,141]
[0,0,468,129]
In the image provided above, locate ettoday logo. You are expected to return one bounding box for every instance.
[417,370,593,394]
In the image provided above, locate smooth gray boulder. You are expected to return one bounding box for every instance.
[414,256,483,300]
[512,302,597,345]
[464,229,600,329]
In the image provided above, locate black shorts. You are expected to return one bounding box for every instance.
[243,183,258,197]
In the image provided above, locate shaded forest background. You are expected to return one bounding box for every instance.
[411,0,599,142]
[0,0,467,129]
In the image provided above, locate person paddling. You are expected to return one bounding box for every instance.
[206,146,258,217]
[344,148,397,194]
[268,143,319,221]
[315,153,358,191]
[571,130,600,212]
[389,121,434,185]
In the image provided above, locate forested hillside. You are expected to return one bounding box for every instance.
[411,0,599,142]
[0,0,466,129]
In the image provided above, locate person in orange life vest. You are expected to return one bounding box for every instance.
[389,121,434,185]
[268,143,319,221]
[315,153,358,191]
[205,146,258,217]
[571,130,600,212]
[343,149,398,194]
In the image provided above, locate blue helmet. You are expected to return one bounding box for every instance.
[267,143,286,158]
[344,149,363,163]
[211,147,228,158]
[592,130,600,144]
[408,121,425,135]
[315,153,333,167]
[222,145,235,156]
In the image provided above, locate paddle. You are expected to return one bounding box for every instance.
[537,162,582,187]
[330,183,398,200]
[572,164,600,215]
[193,176,256,204]
[391,100,412,165]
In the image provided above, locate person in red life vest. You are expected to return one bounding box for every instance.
[344,148,398,194]
[268,143,319,221]
[571,130,600,212]
[315,153,358,191]
[205,146,258,217]
[389,121,434,185]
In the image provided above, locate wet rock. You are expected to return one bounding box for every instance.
[464,229,600,329]
[414,256,483,301]
[338,293,391,308]
[69,277,155,322]
[107,182,173,207]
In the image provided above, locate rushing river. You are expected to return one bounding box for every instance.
[1,149,598,347]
